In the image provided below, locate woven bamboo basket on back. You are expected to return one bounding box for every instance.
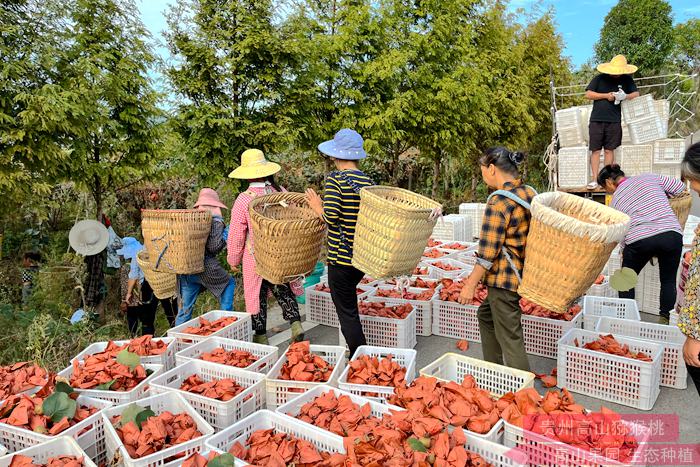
[249,192,326,284]
[518,192,629,313]
[141,209,212,274]
[669,191,692,230]
[352,186,442,279]
[136,250,177,299]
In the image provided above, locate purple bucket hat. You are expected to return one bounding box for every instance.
[317,128,367,160]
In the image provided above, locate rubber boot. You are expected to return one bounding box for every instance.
[253,333,269,345]
[290,320,304,342]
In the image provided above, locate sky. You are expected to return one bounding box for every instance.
[138,0,700,69]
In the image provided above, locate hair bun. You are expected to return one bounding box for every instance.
[509,151,525,166]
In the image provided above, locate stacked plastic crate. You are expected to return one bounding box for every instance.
[555,107,589,188]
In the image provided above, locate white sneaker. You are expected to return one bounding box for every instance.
[586,181,599,190]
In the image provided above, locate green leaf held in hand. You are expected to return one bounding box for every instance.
[407,437,428,452]
[116,349,141,370]
[610,267,638,292]
[208,454,237,467]
[41,391,77,423]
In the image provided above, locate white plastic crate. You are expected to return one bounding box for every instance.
[595,316,687,389]
[603,247,622,275]
[618,144,653,177]
[653,163,682,179]
[167,311,252,351]
[354,297,417,348]
[432,215,467,242]
[582,296,640,330]
[503,418,651,467]
[103,392,214,467]
[432,293,481,342]
[557,328,663,410]
[557,146,589,188]
[586,277,614,298]
[557,124,586,148]
[459,203,487,240]
[577,105,592,143]
[637,260,661,315]
[305,281,373,328]
[555,107,583,129]
[522,311,583,359]
[277,384,401,424]
[453,249,478,269]
[57,363,163,405]
[204,410,344,466]
[370,285,434,336]
[265,344,346,409]
[175,336,278,374]
[464,435,529,467]
[439,241,477,251]
[0,437,98,467]
[621,93,655,123]
[71,337,177,370]
[654,98,670,135]
[421,247,456,261]
[628,115,666,144]
[653,138,686,164]
[0,396,111,464]
[0,445,4,457]
[425,258,470,279]
[419,353,535,398]
[621,124,632,145]
[149,359,265,431]
[337,346,417,403]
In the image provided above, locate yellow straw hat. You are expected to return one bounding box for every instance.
[597,54,638,75]
[228,149,281,179]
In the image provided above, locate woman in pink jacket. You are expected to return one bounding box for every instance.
[227,149,304,344]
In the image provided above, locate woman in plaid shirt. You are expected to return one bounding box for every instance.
[458,147,536,371]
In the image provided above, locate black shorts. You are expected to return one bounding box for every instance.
[588,121,622,151]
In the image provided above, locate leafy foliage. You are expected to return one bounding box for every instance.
[594,0,674,75]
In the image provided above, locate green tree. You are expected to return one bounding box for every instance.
[594,0,674,75]
[53,0,163,217]
[165,0,292,185]
[672,19,700,72]
[518,10,572,186]
[0,0,71,210]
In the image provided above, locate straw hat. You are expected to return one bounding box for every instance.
[597,55,638,75]
[318,128,367,160]
[228,149,281,179]
[69,220,109,256]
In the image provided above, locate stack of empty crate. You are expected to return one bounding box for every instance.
[556,94,685,188]
[431,213,472,241]
[458,203,486,240]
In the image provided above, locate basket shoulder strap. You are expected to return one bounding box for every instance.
[486,187,535,285]
[487,189,532,210]
[334,170,375,194]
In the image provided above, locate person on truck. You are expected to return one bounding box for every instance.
[585,54,639,190]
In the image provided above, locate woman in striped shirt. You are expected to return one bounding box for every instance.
[598,165,685,321]
[306,129,373,356]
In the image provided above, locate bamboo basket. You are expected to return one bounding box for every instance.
[669,191,692,230]
[518,192,629,313]
[141,210,211,274]
[249,192,326,284]
[136,250,176,299]
[352,186,442,279]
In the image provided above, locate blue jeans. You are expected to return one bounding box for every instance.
[175,275,236,325]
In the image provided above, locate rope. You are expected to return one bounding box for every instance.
[543,136,558,192]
